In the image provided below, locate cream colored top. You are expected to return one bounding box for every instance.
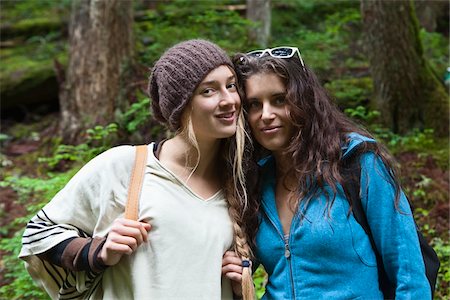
[20,143,234,300]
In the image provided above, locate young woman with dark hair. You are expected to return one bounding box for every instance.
[222,47,431,299]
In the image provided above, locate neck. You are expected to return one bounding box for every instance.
[273,151,289,177]
[273,151,297,189]
[161,134,222,178]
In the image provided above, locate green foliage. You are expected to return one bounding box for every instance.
[135,0,252,65]
[431,237,450,299]
[412,175,433,199]
[326,77,373,108]
[0,41,67,96]
[344,105,380,124]
[0,231,50,300]
[116,90,167,141]
[118,94,152,133]
[372,128,448,172]
[271,2,363,76]
[86,124,119,146]
[381,128,435,152]
[0,133,10,142]
[253,265,268,299]
[39,124,118,168]
[0,171,75,300]
[0,0,68,98]
[0,0,70,22]
[272,0,358,31]
[1,171,76,206]
[420,29,449,78]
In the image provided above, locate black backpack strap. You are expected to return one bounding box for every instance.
[341,147,395,299]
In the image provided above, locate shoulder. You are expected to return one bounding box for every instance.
[341,132,377,159]
[340,133,393,179]
[77,144,153,181]
[87,145,134,170]
[96,145,136,163]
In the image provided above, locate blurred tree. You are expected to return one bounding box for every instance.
[414,0,448,33]
[58,0,134,143]
[246,0,271,47]
[360,0,449,137]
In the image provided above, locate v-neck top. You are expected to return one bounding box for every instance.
[151,141,222,202]
[19,143,234,299]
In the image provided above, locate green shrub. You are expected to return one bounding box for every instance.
[431,237,450,299]
[118,94,152,133]
[326,77,373,108]
[254,265,268,299]
[0,171,76,300]
[0,231,50,300]
[39,123,118,168]
[135,0,252,65]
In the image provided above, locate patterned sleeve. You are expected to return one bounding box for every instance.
[19,145,135,299]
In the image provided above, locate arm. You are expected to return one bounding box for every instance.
[38,219,151,273]
[19,146,142,298]
[360,153,431,300]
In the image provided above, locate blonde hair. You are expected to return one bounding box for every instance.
[180,106,255,300]
[227,112,255,300]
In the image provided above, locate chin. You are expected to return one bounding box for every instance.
[221,132,237,139]
[219,130,237,139]
[261,143,283,152]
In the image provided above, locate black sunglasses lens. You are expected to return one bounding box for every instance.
[248,51,264,57]
[271,48,293,57]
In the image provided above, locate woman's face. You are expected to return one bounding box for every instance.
[245,72,294,154]
[186,65,241,142]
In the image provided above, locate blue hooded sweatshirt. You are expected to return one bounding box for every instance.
[255,133,430,300]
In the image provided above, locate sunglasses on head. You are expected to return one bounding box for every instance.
[246,46,305,68]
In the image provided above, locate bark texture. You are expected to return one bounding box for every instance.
[246,0,271,48]
[59,0,133,142]
[360,0,448,137]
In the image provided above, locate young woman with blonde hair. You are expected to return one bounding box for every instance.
[20,39,254,300]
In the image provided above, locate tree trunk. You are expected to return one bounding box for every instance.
[414,0,448,33]
[360,0,448,137]
[59,0,133,143]
[246,0,271,48]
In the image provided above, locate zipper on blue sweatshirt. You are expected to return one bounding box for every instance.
[284,235,296,299]
[262,210,297,299]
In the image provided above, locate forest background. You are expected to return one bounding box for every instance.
[0,0,448,299]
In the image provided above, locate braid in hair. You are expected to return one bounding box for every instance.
[226,192,255,300]
[222,111,255,300]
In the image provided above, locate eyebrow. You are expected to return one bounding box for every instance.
[247,92,286,100]
[271,92,286,97]
[198,75,236,87]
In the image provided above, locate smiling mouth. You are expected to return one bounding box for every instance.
[261,126,281,132]
[216,111,235,120]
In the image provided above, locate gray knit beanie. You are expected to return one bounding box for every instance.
[148,39,233,131]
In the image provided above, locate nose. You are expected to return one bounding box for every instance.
[261,103,275,121]
[219,89,239,107]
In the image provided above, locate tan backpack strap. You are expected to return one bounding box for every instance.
[125,145,148,220]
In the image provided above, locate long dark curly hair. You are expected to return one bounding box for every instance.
[233,52,402,248]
